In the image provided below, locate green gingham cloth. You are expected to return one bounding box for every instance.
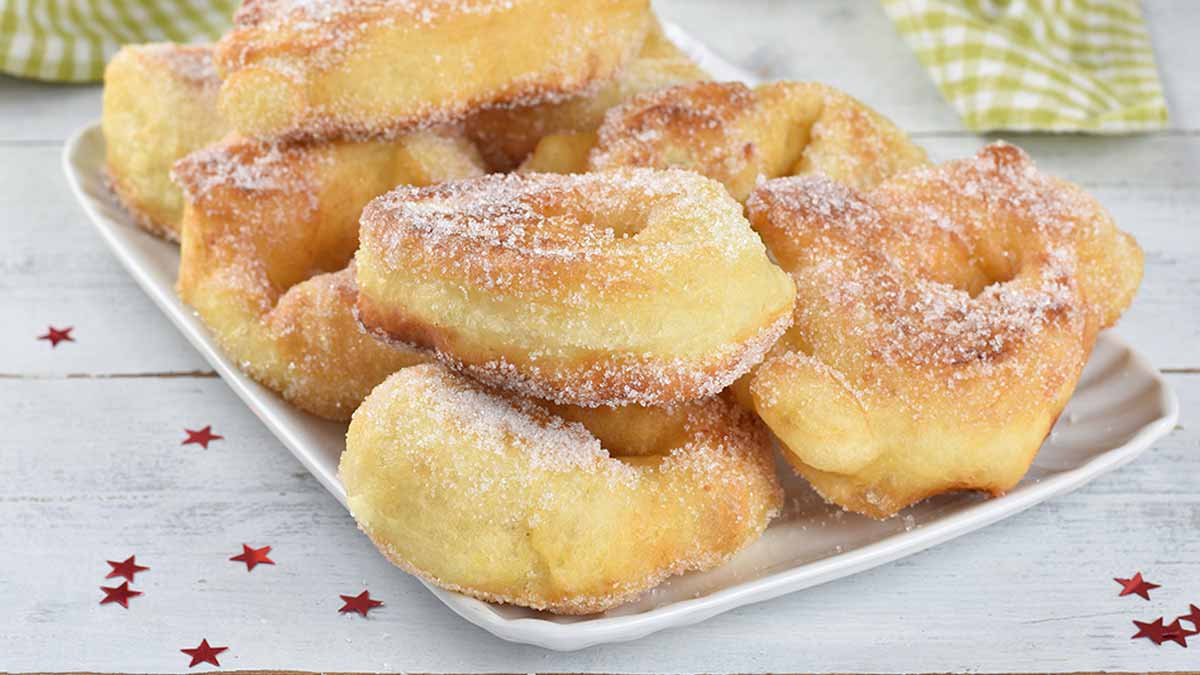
[0,0,1171,133]
[882,0,1169,132]
[0,0,235,83]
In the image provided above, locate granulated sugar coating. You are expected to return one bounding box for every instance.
[138,43,220,86]
[355,168,797,407]
[101,43,228,241]
[743,142,1144,519]
[588,80,930,202]
[172,131,484,421]
[339,363,782,614]
[215,0,654,140]
[466,18,709,172]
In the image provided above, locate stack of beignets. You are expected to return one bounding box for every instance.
[100,0,1144,615]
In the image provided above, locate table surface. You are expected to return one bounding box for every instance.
[1,1,1197,672]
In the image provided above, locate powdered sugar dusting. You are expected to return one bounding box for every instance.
[357,169,794,406]
[748,141,1139,412]
[589,80,929,200]
[345,364,782,613]
[171,138,320,207]
[217,0,651,141]
[138,43,220,86]
[410,310,792,408]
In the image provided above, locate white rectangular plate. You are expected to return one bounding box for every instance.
[64,27,1179,651]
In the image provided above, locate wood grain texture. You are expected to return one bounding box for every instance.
[0,0,1196,672]
[0,375,1194,672]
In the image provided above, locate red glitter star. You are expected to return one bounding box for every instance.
[106,555,150,582]
[1115,572,1160,600]
[1179,604,1200,631]
[1132,617,1169,645]
[180,639,227,668]
[339,590,383,616]
[38,326,74,347]
[1162,619,1191,648]
[99,581,142,608]
[182,426,223,449]
[230,544,274,571]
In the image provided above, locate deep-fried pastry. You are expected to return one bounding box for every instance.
[466,19,708,172]
[215,0,654,140]
[355,169,796,407]
[570,80,928,200]
[744,143,1144,518]
[174,132,484,420]
[102,44,227,240]
[340,363,782,614]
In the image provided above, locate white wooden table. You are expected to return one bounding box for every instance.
[1,1,1197,672]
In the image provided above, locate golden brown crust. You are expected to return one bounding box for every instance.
[101,43,227,240]
[358,297,791,409]
[340,363,782,614]
[744,143,1144,518]
[355,169,796,407]
[588,80,929,200]
[173,131,485,420]
[465,18,709,171]
[215,0,654,140]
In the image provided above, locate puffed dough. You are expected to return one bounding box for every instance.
[215,0,654,140]
[467,19,709,172]
[527,80,928,200]
[744,143,1143,518]
[102,44,227,240]
[355,168,797,407]
[340,363,783,614]
[174,131,485,420]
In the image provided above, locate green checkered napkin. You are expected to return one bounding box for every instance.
[882,0,1169,132]
[0,0,235,83]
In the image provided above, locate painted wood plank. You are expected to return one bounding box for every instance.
[0,373,1194,672]
[2,134,1196,376]
[0,144,209,375]
[1,0,1198,143]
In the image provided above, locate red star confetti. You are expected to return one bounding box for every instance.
[1132,617,1169,645]
[99,581,142,608]
[1179,604,1200,631]
[182,426,223,449]
[180,639,227,668]
[339,590,383,616]
[106,555,150,582]
[38,326,73,347]
[1115,572,1160,600]
[1162,619,1192,648]
[230,544,274,571]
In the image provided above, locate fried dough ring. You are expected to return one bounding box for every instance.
[102,44,228,240]
[340,363,782,614]
[174,132,484,420]
[465,19,709,172]
[556,80,928,200]
[215,0,653,140]
[355,169,796,407]
[744,143,1143,518]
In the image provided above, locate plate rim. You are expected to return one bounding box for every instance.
[64,100,1180,653]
